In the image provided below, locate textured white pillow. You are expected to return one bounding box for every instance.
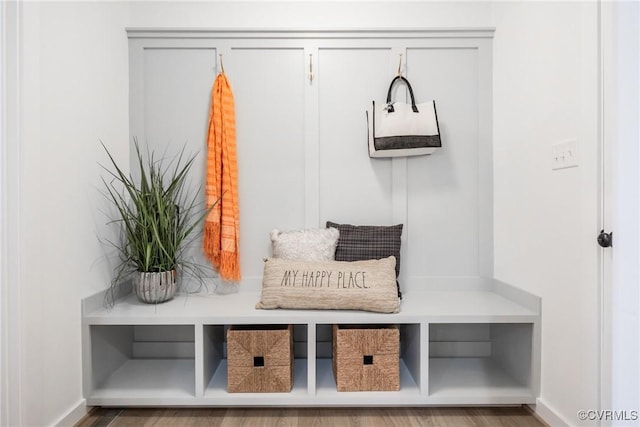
[270,227,339,262]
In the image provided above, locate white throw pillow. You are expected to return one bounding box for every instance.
[270,227,339,262]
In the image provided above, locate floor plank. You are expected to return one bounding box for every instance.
[76,407,546,427]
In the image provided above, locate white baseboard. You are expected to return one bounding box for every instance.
[532,398,572,427]
[51,399,89,427]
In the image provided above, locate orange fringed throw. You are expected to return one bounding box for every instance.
[203,72,241,282]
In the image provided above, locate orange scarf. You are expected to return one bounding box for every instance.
[203,73,241,282]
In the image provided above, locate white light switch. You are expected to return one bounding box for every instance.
[552,139,579,170]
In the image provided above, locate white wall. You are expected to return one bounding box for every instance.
[7,1,605,426]
[127,1,493,28]
[16,2,130,426]
[492,2,600,426]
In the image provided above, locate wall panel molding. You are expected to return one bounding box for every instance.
[127,28,494,289]
[127,28,496,40]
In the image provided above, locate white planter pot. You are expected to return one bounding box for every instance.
[134,270,177,303]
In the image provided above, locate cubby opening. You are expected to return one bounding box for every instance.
[202,324,308,397]
[89,324,196,399]
[428,323,533,401]
[315,323,421,397]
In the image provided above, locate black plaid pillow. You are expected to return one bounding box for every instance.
[326,221,403,299]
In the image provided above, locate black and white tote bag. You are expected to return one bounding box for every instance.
[367,76,441,158]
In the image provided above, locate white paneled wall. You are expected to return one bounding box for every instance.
[405,47,484,278]
[128,30,494,291]
[233,47,308,278]
[318,47,394,225]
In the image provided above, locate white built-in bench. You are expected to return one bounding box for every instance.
[81,278,540,407]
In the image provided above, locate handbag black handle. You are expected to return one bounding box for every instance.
[386,75,419,113]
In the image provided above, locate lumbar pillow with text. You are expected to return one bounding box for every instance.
[270,227,340,262]
[256,256,400,313]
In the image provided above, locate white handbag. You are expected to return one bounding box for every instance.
[367,76,441,158]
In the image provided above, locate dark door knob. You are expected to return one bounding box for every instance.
[597,230,612,248]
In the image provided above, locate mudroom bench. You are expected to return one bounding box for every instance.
[81,278,540,407]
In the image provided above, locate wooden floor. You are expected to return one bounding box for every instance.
[76,407,546,427]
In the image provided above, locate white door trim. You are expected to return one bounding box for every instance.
[598,0,612,420]
[601,0,640,423]
[1,1,23,426]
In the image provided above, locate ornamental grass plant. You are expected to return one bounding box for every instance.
[100,139,214,304]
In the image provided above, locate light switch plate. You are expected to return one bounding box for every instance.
[552,139,579,170]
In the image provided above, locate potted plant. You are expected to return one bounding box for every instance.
[100,140,214,304]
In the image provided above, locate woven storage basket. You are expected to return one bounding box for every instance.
[332,324,400,391]
[227,324,293,393]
